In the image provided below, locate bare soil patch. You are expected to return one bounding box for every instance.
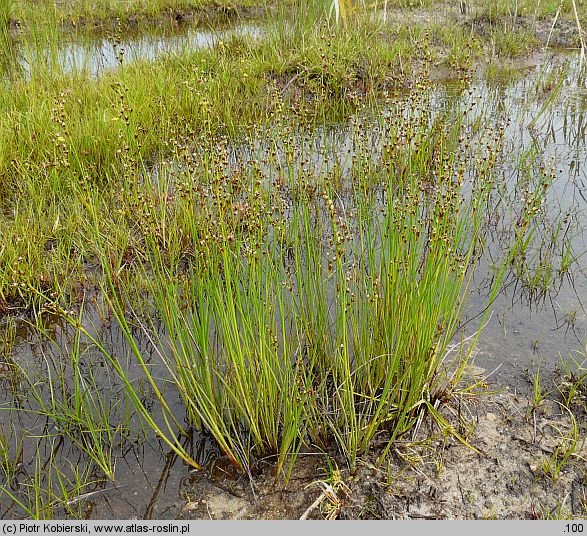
[178,383,587,520]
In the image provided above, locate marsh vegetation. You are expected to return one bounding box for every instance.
[0,0,586,520]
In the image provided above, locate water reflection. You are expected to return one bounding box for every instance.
[17,23,262,78]
[458,59,587,388]
[1,55,587,518]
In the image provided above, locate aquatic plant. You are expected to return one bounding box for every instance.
[0,0,582,517]
[0,437,100,519]
[65,83,551,479]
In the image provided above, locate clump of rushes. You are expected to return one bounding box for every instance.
[77,81,545,479]
[2,4,572,315]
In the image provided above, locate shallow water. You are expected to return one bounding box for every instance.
[460,61,587,389]
[1,55,586,519]
[16,23,262,78]
[235,59,587,389]
[0,310,221,519]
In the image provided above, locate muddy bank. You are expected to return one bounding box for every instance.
[382,3,583,51]
[177,382,587,520]
[349,391,587,519]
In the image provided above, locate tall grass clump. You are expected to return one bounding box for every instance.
[0,0,12,29]
[72,83,548,480]
[0,0,18,78]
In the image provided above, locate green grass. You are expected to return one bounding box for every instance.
[0,0,579,515]
[38,82,548,479]
[529,361,551,412]
[1,437,101,519]
[0,15,490,313]
[16,320,125,480]
[540,404,581,481]
[557,349,587,412]
[9,0,285,33]
[490,26,538,57]
[472,0,586,20]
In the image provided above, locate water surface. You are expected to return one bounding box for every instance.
[1,54,586,519]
